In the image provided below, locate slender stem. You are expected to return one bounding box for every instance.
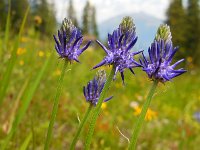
[128,80,158,150]
[70,104,93,149]
[84,66,115,149]
[44,60,68,150]
[3,0,11,53]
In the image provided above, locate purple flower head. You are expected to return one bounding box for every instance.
[140,24,186,82]
[53,18,91,62]
[83,70,113,106]
[93,17,142,84]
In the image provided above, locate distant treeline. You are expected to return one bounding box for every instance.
[166,0,200,65]
[0,0,98,38]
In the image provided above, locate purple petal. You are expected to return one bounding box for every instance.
[53,35,60,46]
[78,40,92,55]
[72,36,83,50]
[129,68,135,75]
[167,46,179,63]
[132,50,143,56]
[120,72,125,85]
[103,96,113,102]
[126,37,138,52]
[83,86,87,98]
[148,47,153,63]
[93,60,106,69]
[96,40,109,54]
[171,59,184,69]
[118,34,125,48]
[171,69,187,74]
[163,74,170,81]
[142,52,148,66]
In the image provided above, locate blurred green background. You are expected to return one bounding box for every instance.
[0,0,200,149]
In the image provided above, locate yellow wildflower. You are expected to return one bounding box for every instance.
[133,106,157,121]
[145,109,157,121]
[101,103,107,110]
[38,51,44,57]
[34,15,42,25]
[19,60,24,66]
[133,106,142,116]
[17,48,26,55]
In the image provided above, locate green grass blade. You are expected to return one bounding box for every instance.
[0,5,30,105]
[4,0,11,51]
[19,133,32,150]
[0,56,50,150]
[8,79,29,132]
[19,122,49,150]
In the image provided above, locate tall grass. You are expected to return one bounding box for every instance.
[4,0,11,51]
[0,5,30,105]
[8,79,29,132]
[1,56,50,150]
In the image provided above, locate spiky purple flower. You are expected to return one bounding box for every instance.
[140,24,186,82]
[83,70,113,106]
[53,18,91,62]
[93,17,142,83]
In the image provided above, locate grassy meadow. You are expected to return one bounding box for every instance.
[0,5,200,150]
[0,32,200,149]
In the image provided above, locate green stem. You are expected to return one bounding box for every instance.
[84,66,115,149]
[4,0,11,51]
[128,80,158,150]
[70,104,93,149]
[44,60,68,150]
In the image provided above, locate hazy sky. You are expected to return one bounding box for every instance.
[54,0,171,23]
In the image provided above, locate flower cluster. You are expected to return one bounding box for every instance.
[53,18,91,62]
[83,70,113,106]
[140,25,186,82]
[93,17,142,84]
[51,17,187,149]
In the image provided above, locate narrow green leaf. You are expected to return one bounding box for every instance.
[4,0,11,50]
[19,122,49,150]
[8,79,29,132]
[19,134,32,150]
[0,56,50,150]
[0,5,30,105]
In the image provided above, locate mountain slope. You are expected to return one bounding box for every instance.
[98,12,163,50]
